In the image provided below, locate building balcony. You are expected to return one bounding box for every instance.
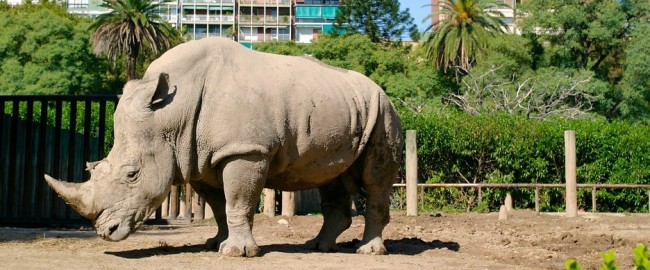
[183,15,236,23]
[238,0,291,6]
[238,15,291,25]
[160,14,179,23]
[239,33,291,42]
[295,5,338,20]
[181,0,234,3]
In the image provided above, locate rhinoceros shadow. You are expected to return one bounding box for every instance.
[262,238,460,256]
[105,238,459,259]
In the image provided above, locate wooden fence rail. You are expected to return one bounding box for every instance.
[392,183,650,213]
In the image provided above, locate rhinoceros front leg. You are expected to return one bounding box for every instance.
[190,182,228,250]
[218,155,267,257]
[305,177,351,252]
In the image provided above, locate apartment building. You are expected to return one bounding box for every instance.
[122,0,339,45]
[7,0,340,44]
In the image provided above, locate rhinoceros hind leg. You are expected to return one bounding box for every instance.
[218,155,268,257]
[356,181,391,255]
[190,182,229,250]
[356,106,402,255]
[305,177,352,252]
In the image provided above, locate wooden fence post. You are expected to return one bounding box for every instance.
[505,193,513,212]
[263,188,276,217]
[565,130,578,218]
[591,187,597,212]
[169,185,179,219]
[406,130,418,216]
[534,187,540,213]
[193,192,204,220]
[282,191,295,217]
[184,183,193,221]
[161,193,169,218]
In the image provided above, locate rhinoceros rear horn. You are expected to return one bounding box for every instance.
[44,175,97,220]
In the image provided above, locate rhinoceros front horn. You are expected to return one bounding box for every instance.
[44,175,97,220]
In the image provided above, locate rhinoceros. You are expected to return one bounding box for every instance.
[44,37,402,257]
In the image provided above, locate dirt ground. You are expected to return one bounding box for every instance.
[1,210,648,270]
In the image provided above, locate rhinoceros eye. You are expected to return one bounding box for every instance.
[127,170,138,178]
[124,167,139,181]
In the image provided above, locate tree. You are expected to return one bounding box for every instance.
[333,0,419,43]
[619,21,650,119]
[519,0,636,76]
[519,0,650,118]
[421,0,508,74]
[451,66,608,119]
[90,0,181,81]
[253,41,307,56]
[0,3,115,94]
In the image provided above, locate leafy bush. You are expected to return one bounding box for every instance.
[400,109,650,212]
[565,243,650,270]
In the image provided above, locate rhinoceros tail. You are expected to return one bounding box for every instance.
[354,85,380,159]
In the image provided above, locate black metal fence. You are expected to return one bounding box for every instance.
[0,95,119,226]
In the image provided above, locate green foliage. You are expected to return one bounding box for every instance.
[566,244,650,270]
[566,259,582,270]
[333,0,419,43]
[253,41,307,56]
[309,34,380,75]
[3,99,116,155]
[600,250,619,270]
[619,22,650,120]
[401,109,650,212]
[633,243,650,269]
[0,3,117,94]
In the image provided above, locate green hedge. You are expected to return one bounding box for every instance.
[400,110,650,212]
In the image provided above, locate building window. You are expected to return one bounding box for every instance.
[302,0,339,5]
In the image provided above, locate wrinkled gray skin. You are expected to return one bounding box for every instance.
[45,37,402,257]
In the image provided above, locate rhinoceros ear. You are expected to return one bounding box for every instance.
[148,73,176,110]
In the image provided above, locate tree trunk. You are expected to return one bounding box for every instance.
[127,44,139,81]
[127,55,137,81]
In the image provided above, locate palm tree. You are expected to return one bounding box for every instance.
[422,0,508,74]
[90,0,181,81]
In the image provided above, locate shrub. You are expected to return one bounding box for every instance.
[399,109,650,212]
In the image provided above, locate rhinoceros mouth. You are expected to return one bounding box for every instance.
[95,209,133,241]
[98,220,132,241]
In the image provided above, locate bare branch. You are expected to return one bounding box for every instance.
[449,68,596,119]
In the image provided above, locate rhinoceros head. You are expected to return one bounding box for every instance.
[45,73,178,241]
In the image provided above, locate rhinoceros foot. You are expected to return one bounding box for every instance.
[356,238,387,255]
[305,236,338,252]
[205,233,227,250]
[219,237,259,257]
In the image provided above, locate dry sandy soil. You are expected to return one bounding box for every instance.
[1,210,648,270]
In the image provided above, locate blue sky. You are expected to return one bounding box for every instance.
[399,0,432,32]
